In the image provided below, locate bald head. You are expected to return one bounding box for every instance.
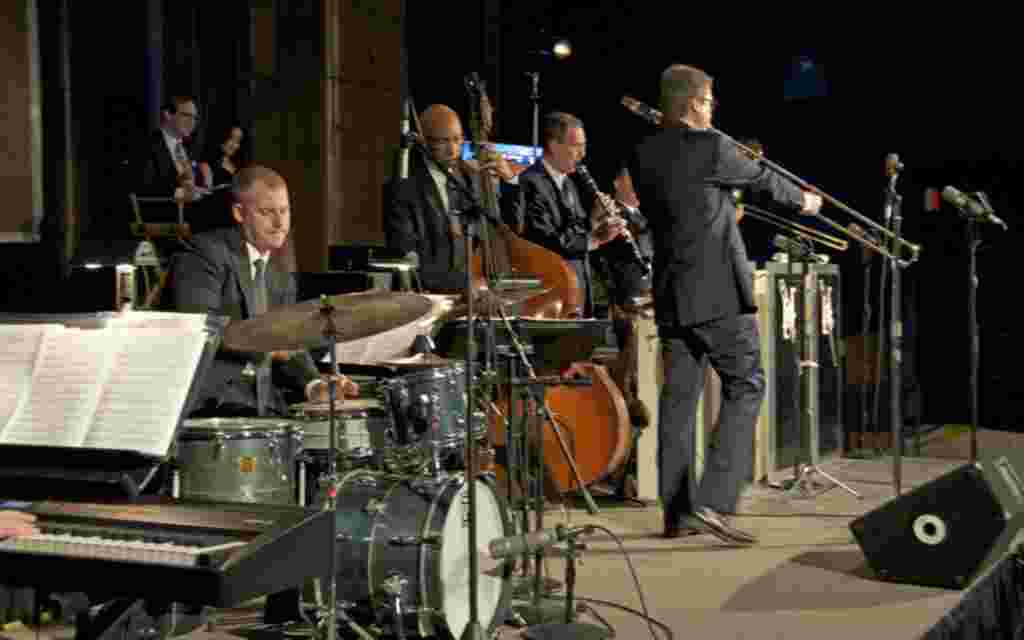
[420,104,465,169]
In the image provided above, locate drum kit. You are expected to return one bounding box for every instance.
[168,290,548,640]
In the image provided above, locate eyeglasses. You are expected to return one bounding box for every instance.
[694,96,718,108]
[253,206,290,220]
[425,136,465,147]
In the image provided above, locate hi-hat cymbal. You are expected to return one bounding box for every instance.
[375,352,458,369]
[222,290,437,352]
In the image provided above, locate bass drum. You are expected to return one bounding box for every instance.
[320,471,511,639]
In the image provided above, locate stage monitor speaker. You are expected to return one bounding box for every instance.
[850,452,1024,589]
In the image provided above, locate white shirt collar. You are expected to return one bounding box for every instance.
[161,127,183,158]
[541,158,567,191]
[245,241,271,274]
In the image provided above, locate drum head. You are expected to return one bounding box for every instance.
[291,398,385,418]
[439,478,507,638]
[180,417,299,439]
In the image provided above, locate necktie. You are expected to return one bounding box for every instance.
[252,258,271,415]
[252,258,268,316]
[445,174,467,270]
[561,177,576,211]
[174,141,192,178]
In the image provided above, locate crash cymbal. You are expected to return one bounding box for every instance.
[222,290,437,352]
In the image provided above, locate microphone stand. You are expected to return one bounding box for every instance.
[527,71,541,151]
[966,216,981,464]
[522,528,610,640]
[884,169,904,495]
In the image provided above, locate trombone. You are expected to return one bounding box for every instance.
[620,96,923,265]
[741,202,848,252]
[717,128,922,265]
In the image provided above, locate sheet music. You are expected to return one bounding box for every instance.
[83,329,207,456]
[0,325,60,431]
[0,324,209,456]
[100,311,210,331]
[1,328,115,447]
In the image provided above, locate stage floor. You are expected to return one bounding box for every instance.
[3,426,1010,640]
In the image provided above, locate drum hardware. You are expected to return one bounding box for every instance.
[380,574,410,640]
[307,470,511,639]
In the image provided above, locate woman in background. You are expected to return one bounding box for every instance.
[199,124,245,188]
[192,125,246,233]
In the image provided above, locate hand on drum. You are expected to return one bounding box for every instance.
[0,511,38,539]
[307,374,360,403]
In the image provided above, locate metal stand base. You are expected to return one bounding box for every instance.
[510,597,568,627]
[776,463,862,499]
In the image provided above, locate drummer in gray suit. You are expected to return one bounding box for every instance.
[169,165,359,417]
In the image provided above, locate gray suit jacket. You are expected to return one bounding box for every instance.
[168,226,319,416]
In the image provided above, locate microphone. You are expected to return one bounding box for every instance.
[885,153,904,177]
[621,96,662,126]
[398,99,411,180]
[941,186,1008,230]
[488,524,594,559]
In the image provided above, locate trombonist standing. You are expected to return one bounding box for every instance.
[623,64,822,543]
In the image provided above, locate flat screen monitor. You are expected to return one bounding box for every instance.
[462,142,542,168]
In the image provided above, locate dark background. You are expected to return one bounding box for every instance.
[404,4,1020,432]
[4,2,1020,432]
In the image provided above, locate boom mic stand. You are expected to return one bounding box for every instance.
[884,163,905,495]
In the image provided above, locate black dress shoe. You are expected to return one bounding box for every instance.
[692,507,757,545]
[662,514,705,539]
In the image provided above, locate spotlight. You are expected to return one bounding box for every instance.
[551,39,572,60]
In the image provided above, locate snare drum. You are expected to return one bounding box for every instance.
[174,418,303,505]
[289,398,391,462]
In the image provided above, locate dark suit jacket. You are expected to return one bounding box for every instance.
[516,160,593,314]
[384,150,518,292]
[168,226,320,416]
[627,127,805,327]
[131,130,200,229]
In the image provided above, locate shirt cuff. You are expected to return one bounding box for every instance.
[304,378,320,401]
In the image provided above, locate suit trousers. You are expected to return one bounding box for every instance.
[658,314,765,519]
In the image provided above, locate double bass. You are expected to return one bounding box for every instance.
[461,74,632,497]
[461,74,584,319]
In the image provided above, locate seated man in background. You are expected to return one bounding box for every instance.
[169,165,357,417]
[384,103,519,294]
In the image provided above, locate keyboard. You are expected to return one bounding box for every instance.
[0,499,333,607]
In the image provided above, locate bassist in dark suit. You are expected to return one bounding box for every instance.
[384,104,520,293]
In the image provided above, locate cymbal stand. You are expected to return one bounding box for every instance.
[459,206,487,640]
[316,297,344,640]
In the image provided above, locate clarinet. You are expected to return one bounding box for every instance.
[575,164,652,277]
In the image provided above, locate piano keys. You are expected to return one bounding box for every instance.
[0,499,332,607]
